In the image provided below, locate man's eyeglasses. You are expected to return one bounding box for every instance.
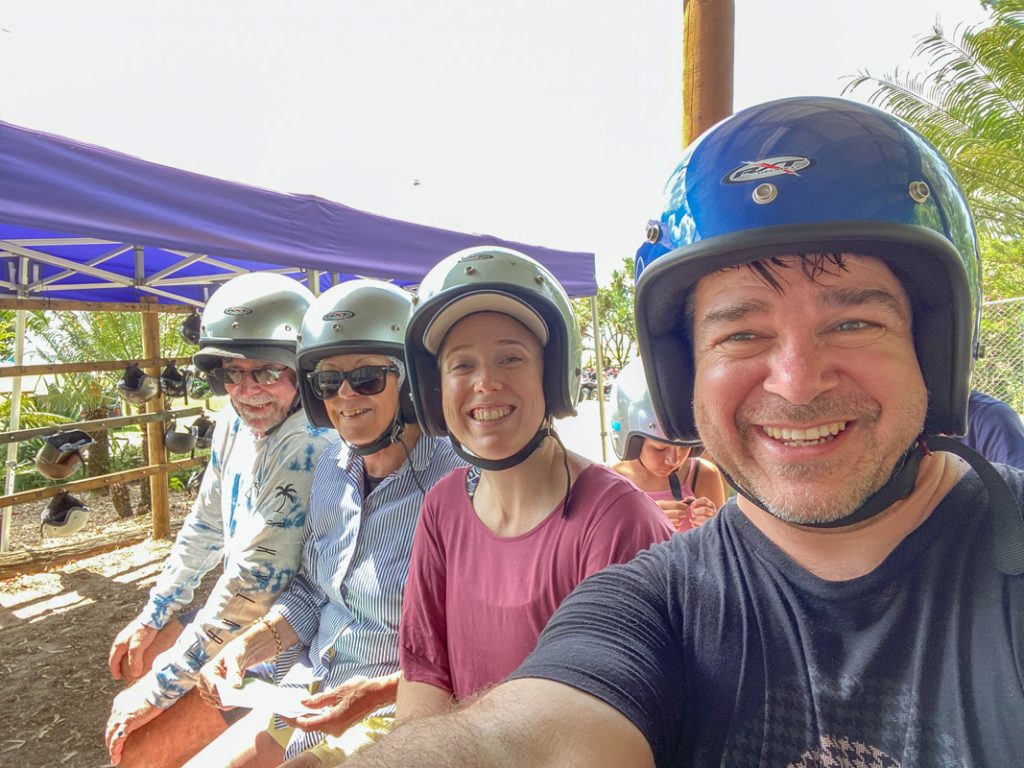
[307,365,398,399]
[210,366,289,388]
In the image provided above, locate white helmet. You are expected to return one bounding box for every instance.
[40,491,90,539]
[193,273,312,394]
[296,279,415,431]
[609,357,698,461]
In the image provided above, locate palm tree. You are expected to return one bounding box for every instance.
[844,1,1024,244]
[844,1,1024,409]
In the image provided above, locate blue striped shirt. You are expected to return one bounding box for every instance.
[272,433,464,689]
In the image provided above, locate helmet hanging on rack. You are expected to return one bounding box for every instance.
[40,491,91,539]
[34,430,95,480]
[118,363,160,405]
[159,363,192,400]
[164,421,198,454]
[180,310,202,345]
[191,414,216,449]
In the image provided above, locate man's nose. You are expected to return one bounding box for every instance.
[762,336,839,405]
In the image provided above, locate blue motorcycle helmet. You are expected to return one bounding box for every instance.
[635,96,981,446]
[629,97,1024,564]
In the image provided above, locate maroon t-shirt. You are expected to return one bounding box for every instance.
[399,464,673,700]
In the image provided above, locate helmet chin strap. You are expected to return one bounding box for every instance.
[262,393,303,438]
[448,423,553,472]
[724,435,1024,575]
[724,440,925,530]
[349,414,406,457]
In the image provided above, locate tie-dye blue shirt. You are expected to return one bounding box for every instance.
[136,405,337,709]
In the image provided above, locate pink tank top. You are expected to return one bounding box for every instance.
[643,458,699,531]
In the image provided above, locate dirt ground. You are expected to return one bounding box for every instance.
[0,486,213,768]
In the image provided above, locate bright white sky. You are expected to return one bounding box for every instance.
[0,0,991,283]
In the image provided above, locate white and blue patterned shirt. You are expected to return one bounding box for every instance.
[272,433,463,691]
[137,404,337,708]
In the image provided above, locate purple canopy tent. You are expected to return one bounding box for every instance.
[0,119,596,304]
[0,120,600,552]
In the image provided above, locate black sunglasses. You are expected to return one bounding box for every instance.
[307,364,398,399]
[210,366,289,387]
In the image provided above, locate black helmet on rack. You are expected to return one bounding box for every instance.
[40,490,91,539]
[159,363,192,399]
[180,310,202,345]
[34,430,95,480]
[118,363,160,405]
[164,421,198,454]
[191,414,216,449]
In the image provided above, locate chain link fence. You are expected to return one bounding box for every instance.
[972,296,1024,414]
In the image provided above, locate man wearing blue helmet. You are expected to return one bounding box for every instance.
[341,97,1024,767]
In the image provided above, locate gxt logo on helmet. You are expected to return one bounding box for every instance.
[224,306,253,315]
[322,310,355,321]
[457,252,495,263]
[724,156,816,183]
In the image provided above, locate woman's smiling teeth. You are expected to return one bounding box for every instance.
[341,407,371,417]
[763,421,847,446]
[472,405,513,422]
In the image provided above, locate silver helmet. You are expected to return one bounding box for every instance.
[296,279,415,431]
[193,273,313,395]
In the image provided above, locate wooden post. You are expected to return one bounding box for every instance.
[682,0,735,147]
[591,295,609,464]
[140,298,171,539]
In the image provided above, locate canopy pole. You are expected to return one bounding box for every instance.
[1,303,27,553]
[141,296,170,539]
[591,296,608,464]
[682,0,734,146]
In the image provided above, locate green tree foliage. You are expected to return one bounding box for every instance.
[572,256,637,370]
[0,309,14,362]
[844,0,1024,299]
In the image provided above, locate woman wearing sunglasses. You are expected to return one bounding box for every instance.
[395,247,673,721]
[192,279,463,768]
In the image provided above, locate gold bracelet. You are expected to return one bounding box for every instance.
[258,616,282,661]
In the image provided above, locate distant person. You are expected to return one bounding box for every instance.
[191,279,464,767]
[395,247,672,720]
[104,273,337,768]
[609,357,727,530]
[339,97,1024,768]
[958,388,1024,468]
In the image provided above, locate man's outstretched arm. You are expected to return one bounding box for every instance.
[346,677,655,768]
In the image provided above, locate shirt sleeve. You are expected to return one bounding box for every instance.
[398,487,453,694]
[273,536,330,646]
[143,426,331,708]
[509,547,684,765]
[577,486,674,581]
[137,435,226,630]
[972,401,1024,469]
